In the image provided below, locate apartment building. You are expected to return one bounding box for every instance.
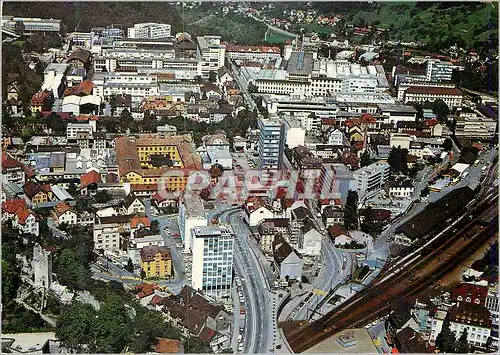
[190,225,234,298]
[178,195,207,253]
[426,59,454,82]
[139,245,172,279]
[93,214,132,254]
[128,23,171,39]
[455,112,497,140]
[196,36,226,78]
[318,163,357,204]
[486,287,499,326]
[258,115,286,170]
[449,303,492,348]
[378,104,418,125]
[283,117,306,148]
[353,162,390,197]
[403,86,463,108]
[66,122,95,140]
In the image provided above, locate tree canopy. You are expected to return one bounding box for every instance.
[344,190,359,230]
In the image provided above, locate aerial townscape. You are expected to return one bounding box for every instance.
[1,1,499,354]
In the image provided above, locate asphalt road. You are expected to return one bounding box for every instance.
[219,208,273,354]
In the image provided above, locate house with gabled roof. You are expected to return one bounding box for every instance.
[123,193,146,215]
[78,169,102,195]
[159,285,232,350]
[2,198,39,236]
[54,202,78,226]
[23,181,54,205]
[272,235,302,281]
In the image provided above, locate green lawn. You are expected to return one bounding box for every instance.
[264,28,295,44]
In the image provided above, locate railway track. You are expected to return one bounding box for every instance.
[285,193,498,352]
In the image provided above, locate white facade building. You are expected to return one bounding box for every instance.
[196,36,226,78]
[178,195,207,252]
[41,63,69,99]
[353,162,390,197]
[191,225,234,298]
[66,122,95,140]
[284,116,306,148]
[127,23,171,39]
[93,72,160,103]
[403,86,463,108]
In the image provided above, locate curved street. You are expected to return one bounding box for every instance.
[218,208,273,354]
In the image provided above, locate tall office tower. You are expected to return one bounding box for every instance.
[190,225,235,298]
[258,115,286,170]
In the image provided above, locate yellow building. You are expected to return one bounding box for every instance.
[140,245,173,279]
[115,135,203,193]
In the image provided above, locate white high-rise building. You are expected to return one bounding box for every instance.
[190,225,235,298]
[196,36,226,78]
[178,195,207,252]
[127,23,171,39]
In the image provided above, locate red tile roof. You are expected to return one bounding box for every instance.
[134,283,159,298]
[405,86,461,96]
[79,170,102,189]
[328,225,349,238]
[76,80,94,96]
[151,295,164,306]
[2,152,23,170]
[130,215,151,229]
[55,202,74,217]
[154,338,181,353]
[422,119,439,127]
[2,198,27,215]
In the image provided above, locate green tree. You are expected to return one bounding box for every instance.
[456,328,469,353]
[56,301,97,352]
[208,71,217,83]
[14,20,25,36]
[435,318,457,353]
[360,150,372,167]
[388,147,408,174]
[150,220,160,234]
[247,82,258,93]
[95,190,111,203]
[125,258,134,273]
[442,138,453,152]
[432,99,450,121]
[109,94,117,116]
[92,297,132,353]
[183,337,212,353]
[140,270,146,282]
[55,248,92,290]
[1,245,21,306]
[344,190,359,230]
[20,127,35,143]
[128,308,181,353]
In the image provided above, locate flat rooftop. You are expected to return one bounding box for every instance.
[2,332,56,352]
[304,328,378,353]
[192,225,234,238]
